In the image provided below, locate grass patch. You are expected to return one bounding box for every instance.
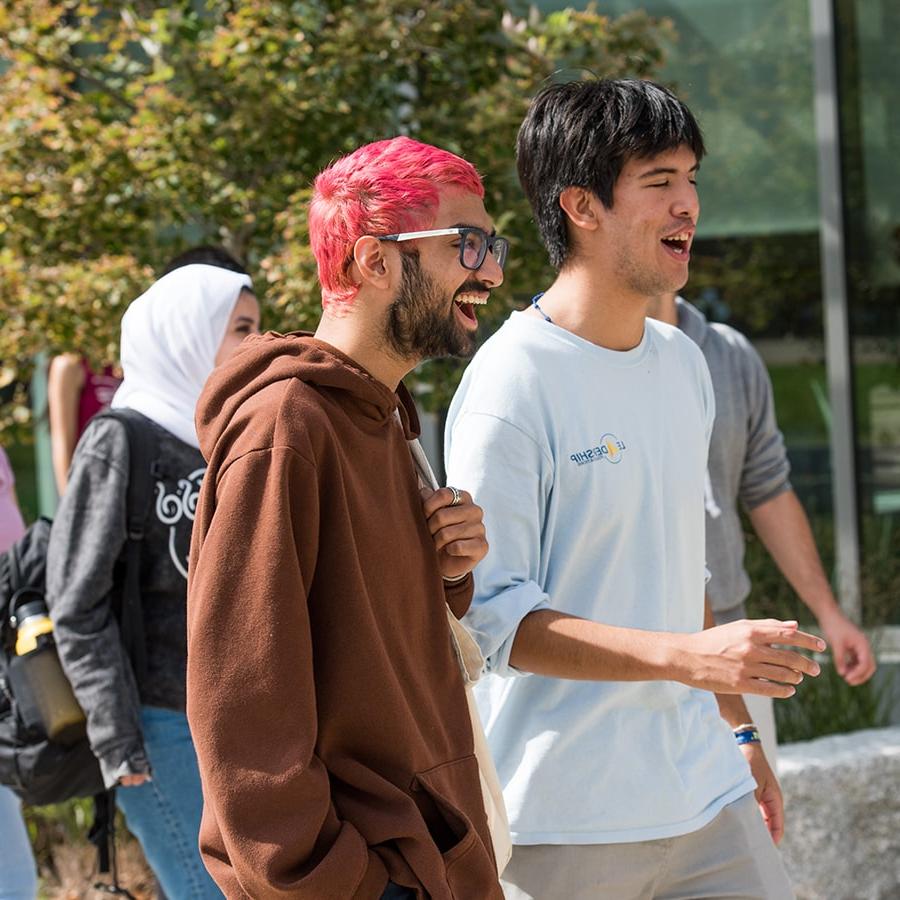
[775,658,895,744]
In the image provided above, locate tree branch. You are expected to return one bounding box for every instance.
[3,38,138,114]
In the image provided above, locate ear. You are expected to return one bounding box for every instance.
[349,235,393,291]
[558,187,602,233]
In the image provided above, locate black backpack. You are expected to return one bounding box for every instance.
[0,408,159,888]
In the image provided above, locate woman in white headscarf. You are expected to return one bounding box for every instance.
[47,264,259,899]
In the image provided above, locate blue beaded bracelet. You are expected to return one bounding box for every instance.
[734,725,761,745]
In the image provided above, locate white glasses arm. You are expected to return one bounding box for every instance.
[380,228,466,242]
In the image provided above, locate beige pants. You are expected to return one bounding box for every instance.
[501,793,794,900]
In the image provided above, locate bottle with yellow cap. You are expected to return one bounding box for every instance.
[10,592,86,745]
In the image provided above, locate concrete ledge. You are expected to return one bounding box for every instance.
[778,726,900,899]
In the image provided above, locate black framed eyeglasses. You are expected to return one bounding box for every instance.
[377,227,509,271]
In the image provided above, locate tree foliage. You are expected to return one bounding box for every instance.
[0,0,672,427]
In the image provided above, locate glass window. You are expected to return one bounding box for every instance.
[591,0,820,237]
[838,0,900,625]
[603,0,831,619]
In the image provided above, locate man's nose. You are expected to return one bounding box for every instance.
[672,180,699,222]
[477,249,504,288]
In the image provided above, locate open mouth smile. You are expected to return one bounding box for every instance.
[660,229,693,260]
[453,291,489,328]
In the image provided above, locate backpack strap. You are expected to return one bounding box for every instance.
[90,789,137,898]
[94,409,159,684]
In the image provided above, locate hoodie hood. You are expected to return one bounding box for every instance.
[195,332,420,461]
[675,296,712,348]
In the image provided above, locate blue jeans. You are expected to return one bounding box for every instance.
[115,707,221,898]
[0,784,38,900]
[380,884,416,899]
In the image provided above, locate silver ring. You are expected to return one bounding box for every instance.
[448,486,462,507]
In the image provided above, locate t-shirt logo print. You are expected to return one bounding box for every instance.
[154,467,206,579]
[569,433,627,467]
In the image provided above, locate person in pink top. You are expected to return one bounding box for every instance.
[0,448,25,552]
[47,355,122,494]
[0,446,39,898]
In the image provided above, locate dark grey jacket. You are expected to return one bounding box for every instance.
[677,298,792,619]
[46,414,205,786]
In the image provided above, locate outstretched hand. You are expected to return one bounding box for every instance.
[420,486,488,581]
[679,619,825,697]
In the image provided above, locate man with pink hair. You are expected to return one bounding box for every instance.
[187,137,507,899]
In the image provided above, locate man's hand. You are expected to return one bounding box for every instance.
[676,619,825,697]
[818,608,876,686]
[748,491,877,687]
[741,742,785,844]
[421,487,488,581]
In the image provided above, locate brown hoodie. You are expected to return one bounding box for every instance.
[187,333,501,900]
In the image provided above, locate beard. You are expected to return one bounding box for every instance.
[385,251,479,362]
[614,245,686,298]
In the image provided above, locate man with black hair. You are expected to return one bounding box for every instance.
[445,79,813,898]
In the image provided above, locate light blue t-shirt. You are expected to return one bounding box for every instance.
[445,311,755,844]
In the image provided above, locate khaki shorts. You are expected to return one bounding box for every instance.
[501,792,794,899]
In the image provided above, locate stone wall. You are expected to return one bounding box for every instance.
[778,726,900,900]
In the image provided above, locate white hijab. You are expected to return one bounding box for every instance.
[111,264,253,448]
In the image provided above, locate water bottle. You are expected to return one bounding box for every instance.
[10,595,87,745]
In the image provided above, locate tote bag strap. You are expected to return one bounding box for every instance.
[407,438,512,874]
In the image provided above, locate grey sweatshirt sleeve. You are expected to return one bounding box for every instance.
[737,338,792,510]
[46,417,149,787]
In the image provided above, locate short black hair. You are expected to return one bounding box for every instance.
[161,245,248,276]
[516,78,705,269]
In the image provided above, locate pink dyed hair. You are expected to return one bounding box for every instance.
[309,137,484,310]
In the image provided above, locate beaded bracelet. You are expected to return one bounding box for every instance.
[733,723,761,746]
